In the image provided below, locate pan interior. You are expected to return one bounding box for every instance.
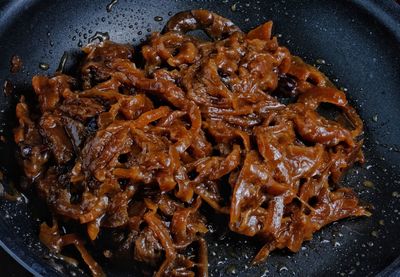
[0,0,399,276]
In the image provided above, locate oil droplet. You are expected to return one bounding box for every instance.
[56,52,68,73]
[106,0,118,12]
[231,3,238,11]
[89,31,110,43]
[279,266,288,272]
[226,265,237,275]
[3,80,14,96]
[103,250,112,258]
[39,62,49,71]
[316,58,326,65]
[154,16,163,22]
[363,180,374,188]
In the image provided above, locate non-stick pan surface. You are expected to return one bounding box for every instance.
[0,0,399,276]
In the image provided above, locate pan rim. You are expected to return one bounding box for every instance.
[0,240,47,277]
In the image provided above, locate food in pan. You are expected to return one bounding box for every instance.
[14,10,369,276]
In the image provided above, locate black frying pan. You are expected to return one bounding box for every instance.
[0,0,399,276]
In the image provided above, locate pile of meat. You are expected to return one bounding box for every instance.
[14,10,368,277]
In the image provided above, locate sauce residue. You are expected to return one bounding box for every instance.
[3,79,14,96]
[10,55,23,73]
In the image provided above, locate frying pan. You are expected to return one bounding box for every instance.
[0,0,399,276]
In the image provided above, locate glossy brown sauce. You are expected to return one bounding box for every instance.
[14,10,368,276]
